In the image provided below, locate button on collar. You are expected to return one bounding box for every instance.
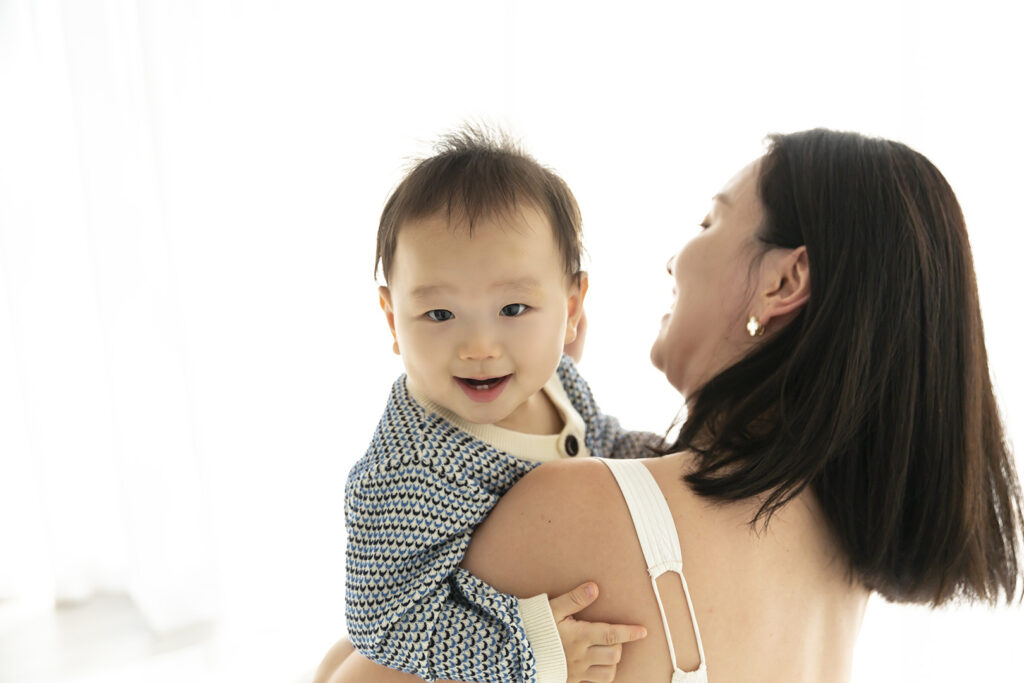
[564,434,580,457]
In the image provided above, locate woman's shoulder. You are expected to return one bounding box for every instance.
[514,456,615,496]
[460,458,638,594]
[498,455,698,530]
[483,457,623,539]
[462,456,707,577]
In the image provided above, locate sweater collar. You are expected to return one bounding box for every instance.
[405,372,590,462]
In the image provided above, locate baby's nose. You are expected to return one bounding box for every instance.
[459,328,501,361]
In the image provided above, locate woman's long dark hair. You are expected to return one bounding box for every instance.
[667,129,1023,606]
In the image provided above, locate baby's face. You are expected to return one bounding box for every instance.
[380,204,583,426]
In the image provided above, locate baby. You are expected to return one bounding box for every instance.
[344,127,654,682]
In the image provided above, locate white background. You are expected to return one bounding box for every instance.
[0,0,1021,681]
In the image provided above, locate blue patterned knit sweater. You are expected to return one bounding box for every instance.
[344,355,654,682]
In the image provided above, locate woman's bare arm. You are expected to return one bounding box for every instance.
[321,458,648,683]
[460,458,611,598]
[459,456,654,635]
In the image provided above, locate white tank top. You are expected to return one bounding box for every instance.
[599,458,709,683]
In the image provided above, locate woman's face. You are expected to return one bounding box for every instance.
[650,159,765,399]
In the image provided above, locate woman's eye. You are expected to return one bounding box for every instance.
[425,309,454,322]
[700,220,711,230]
[500,303,528,317]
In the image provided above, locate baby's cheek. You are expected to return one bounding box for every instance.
[522,314,567,362]
[405,330,444,370]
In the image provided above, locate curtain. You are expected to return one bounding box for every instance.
[0,0,217,634]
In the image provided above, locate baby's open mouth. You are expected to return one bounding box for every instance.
[458,375,510,391]
[455,374,511,402]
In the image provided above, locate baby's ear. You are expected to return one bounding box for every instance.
[567,271,589,328]
[564,272,589,361]
[379,286,399,355]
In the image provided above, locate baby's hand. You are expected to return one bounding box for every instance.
[549,582,647,683]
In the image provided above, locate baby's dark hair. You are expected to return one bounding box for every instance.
[375,125,583,282]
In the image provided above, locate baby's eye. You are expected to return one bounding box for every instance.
[500,303,529,317]
[425,309,454,322]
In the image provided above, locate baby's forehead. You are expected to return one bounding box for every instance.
[391,218,572,290]
[403,200,550,235]
[395,206,558,257]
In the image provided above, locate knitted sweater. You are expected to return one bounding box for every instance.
[344,355,654,682]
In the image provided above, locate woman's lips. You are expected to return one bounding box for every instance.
[455,374,511,403]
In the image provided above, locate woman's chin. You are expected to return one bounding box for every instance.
[649,340,664,371]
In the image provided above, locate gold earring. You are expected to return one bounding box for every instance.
[746,315,765,337]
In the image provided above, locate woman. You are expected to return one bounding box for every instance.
[317,129,1023,682]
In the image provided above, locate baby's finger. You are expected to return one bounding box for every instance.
[581,621,648,646]
[581,664,616,683]
[583,644,622,667]
[549,582,599,622]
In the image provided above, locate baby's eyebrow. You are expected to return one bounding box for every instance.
[409,278,543,300]
[492,277,542,292]
[410,284,449,299]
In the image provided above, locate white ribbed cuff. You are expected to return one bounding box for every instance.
[518,593,567,683]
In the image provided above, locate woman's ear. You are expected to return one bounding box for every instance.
[378,286,400,355]
[758,246,809,328]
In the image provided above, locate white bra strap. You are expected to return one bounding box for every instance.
[650,574,681,671]
[599,458,681,571]
[650,568,706,671]
[677,567,707,662]
[600,459,707,671]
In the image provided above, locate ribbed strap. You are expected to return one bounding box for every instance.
[599,458,708,681]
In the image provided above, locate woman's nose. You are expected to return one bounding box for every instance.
[666,255,675,275]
